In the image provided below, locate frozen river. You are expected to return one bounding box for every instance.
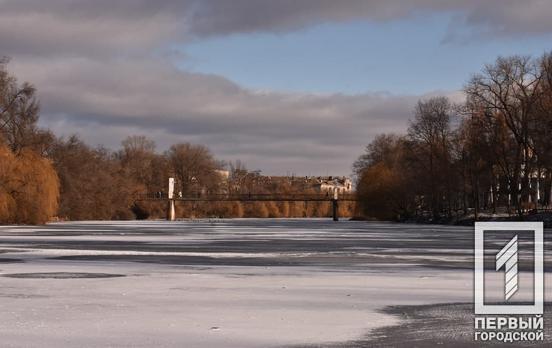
[0,219,549,347]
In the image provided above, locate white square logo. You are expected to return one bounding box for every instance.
[475,222,543,315]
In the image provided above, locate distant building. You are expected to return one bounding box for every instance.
[215,170,230,180]
[313,176,353,194]
[229,174,352,194]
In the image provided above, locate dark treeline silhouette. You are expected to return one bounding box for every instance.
[354,52,552,222]
[1,58,354,223]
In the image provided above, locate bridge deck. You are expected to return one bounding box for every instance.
[136,193,357,202]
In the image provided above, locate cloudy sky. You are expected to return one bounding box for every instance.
[1,0,552,175]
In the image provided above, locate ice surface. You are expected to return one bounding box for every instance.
[0,219,548,347]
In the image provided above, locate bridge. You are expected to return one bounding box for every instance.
[136,192,357,221]
[136,192,357,202]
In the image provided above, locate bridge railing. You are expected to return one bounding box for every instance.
[135,192,357,202]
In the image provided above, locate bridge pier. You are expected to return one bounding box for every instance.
[167,177,176,221]
[167,199,175,221]
[332,188,339,221]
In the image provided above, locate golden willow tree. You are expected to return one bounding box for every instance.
[0,58,59,224]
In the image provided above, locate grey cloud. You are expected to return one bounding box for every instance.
[1,1,552,58]
[1,0,496,174]
[184,0,552,39]
[11,58,445,174]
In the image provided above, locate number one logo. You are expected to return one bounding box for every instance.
[496,235,518,301]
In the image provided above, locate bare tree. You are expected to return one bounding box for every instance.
[166,143,222,196]
[407,96,455,218]
[465,55,543,215]
[119,135,157,190]
[0,57,47,153]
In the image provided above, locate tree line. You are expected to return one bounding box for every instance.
[1,58,354,223]
[354,52,552,222]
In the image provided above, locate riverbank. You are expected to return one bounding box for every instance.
[417,210,552,227]
[352,209,552,228]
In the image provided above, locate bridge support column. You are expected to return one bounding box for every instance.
[332,199,339,221]
[167,199,175,221]
[167,177,176,221]
[332,189,339,221]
